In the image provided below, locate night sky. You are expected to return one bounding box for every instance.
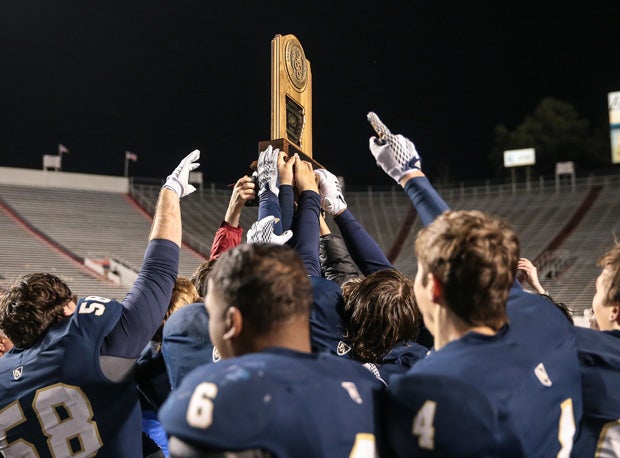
[2,1,619,186]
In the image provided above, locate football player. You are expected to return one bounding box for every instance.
[0,150,200,457]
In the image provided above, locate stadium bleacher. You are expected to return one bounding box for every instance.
[1,166,618,316]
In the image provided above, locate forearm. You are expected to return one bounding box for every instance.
[290,191,322,277]
[402,175,450,227]
[279,184,295,232]
[258,190,283,235]
[224,205,243,228]
[149,188,182,247]
[334,209,391,275]
[102,239,180,357]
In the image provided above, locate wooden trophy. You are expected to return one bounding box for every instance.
[257,34,324,169]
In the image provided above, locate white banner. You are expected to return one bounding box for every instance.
[609,91,620,126]
[555,161,575,175]
[43,154,61,169]
[611,127,620,164]
[189,171,203,185]
[503,148,536,168]
[609,92,620,163]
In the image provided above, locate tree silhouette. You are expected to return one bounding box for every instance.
[489,98,609,177]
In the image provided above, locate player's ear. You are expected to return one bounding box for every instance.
[223,306,242,340]
[429,274,443,303]
[609,304,619,324]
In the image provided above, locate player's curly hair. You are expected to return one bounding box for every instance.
[415,210,518,331]
[598,242,620,307]
[340,269,421,364]
[0,273,74,348]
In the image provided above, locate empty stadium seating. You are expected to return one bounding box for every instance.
[1,167,618,317]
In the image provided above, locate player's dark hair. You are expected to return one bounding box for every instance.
[598,242,620,307]
[208,243,312,337]
[341,269,421,363]
[0,273,73,348]
[415,210,518,330]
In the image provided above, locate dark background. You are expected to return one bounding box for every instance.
[1,1,619,186]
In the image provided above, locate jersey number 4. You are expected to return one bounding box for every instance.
[411,398,575,456]
[0,383,102,457]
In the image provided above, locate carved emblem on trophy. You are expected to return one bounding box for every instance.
[258,34,324,169]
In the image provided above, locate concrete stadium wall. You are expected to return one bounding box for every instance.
[0,167,128,193]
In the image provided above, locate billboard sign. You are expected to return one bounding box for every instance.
[503,148,536,168]
[609,91,620,164]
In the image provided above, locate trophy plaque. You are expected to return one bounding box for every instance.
[258,34,324,169]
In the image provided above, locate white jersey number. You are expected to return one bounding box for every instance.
[409,398,574,455]
[186,383,377,457]
[0,383,102,457]
[595,418,620,458]
[557,398,575,458]
[349,433,376,458]
[79,295,111,316]
[412,400,437,450]
[187,382,218,429]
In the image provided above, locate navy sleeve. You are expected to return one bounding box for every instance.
[333,209,392,275]
[290,190,321,277]
[403,176,450,227]
[258,189,283,235]
[278,184,295,232]
[101,239,180,358]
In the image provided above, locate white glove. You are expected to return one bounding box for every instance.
[247,216,293,245]
[314,168,347,216]
[367,112,421,183]
[257,145,280,197]
[163,149,201,198]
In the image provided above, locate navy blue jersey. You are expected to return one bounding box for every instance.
[572,327,620,457]
[377,343,429,383]
[310,276,427,383]
[385,292,583,457]
[0,296,142,458]
[309,276,346,353]
[137,342,171,410]
[337,340,428,386]
[159,347,386,457]
[162,301,217,390]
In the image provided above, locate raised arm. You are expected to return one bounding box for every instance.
[367,112,523,295]
[289,156,322,277]
[278,149,296,232]
[101,150,200,361]
[367,112,448,226]
[257,145,283,235]
[210,174,256,260]
[315,167,391,275]
[319,212,363,285]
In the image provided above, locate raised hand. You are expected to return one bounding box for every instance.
[247,216,293,245]
[257,145,280,197]
[278,150,296,186]
[367,112,421,184]
[163,149,201,198]
[293,155,319,194]
[315,168,347,216]
[224,175,256,227]
[518,257,546,294]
